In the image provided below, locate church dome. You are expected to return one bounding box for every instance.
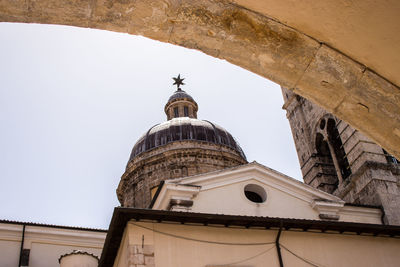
[168,89,195,102]
[129,117,246,161]
[118,75,247,208]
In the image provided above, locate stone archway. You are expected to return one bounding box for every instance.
[1,0,399,158]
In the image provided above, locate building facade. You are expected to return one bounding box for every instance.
[4,80,400,267]
[282,88,400,225]
[0,220,106,267]
[99,82,400,267]
[98,86,400,267]
[101,209,400,267]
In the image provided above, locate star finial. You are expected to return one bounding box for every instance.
[172,74,185,90]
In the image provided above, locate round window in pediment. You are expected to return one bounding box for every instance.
[244,184,267,203]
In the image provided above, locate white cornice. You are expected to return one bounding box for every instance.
[153,183,200,210]
[311,200,344,218]
[341,205,382,217]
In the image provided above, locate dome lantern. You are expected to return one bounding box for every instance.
[164,74,198,120]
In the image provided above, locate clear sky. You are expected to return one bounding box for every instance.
[0,23,301,229]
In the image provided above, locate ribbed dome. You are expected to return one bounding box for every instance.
[168,89,194,102]
[129,117,246,161]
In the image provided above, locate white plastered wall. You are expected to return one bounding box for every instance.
[114,221,400,267]
[191,178,320,220]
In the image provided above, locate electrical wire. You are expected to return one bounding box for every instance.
[210,244,276,266]
[280,244,326,267]
[132,222,330,266]
[131,222,275,246]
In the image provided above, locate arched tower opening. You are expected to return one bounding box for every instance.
[326,119,351,181]
[315,133,338,193]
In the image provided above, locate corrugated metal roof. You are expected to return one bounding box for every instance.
[0,219,107,232]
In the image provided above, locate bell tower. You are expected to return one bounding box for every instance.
[282,87,400,225]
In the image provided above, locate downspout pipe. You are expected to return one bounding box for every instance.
[379,205,386,225]
[275,221,284,267]
[18,224,26,267]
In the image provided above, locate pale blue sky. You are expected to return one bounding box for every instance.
[0,23,301,229]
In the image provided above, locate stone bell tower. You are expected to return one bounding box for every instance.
[282,88,400,225]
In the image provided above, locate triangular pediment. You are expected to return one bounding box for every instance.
[175,162,341,201]
[152,162,381,224]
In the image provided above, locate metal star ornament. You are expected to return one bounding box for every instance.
[172,74,185,90]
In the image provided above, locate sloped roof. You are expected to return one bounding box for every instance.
[0,219,107,232]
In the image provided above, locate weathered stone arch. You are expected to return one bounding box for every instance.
[1,0,399,158]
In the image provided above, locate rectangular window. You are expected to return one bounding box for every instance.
[174,107,179,118]
[184,106,189,117]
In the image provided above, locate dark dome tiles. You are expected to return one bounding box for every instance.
[128,118,246,162]
[168,90,194,102]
